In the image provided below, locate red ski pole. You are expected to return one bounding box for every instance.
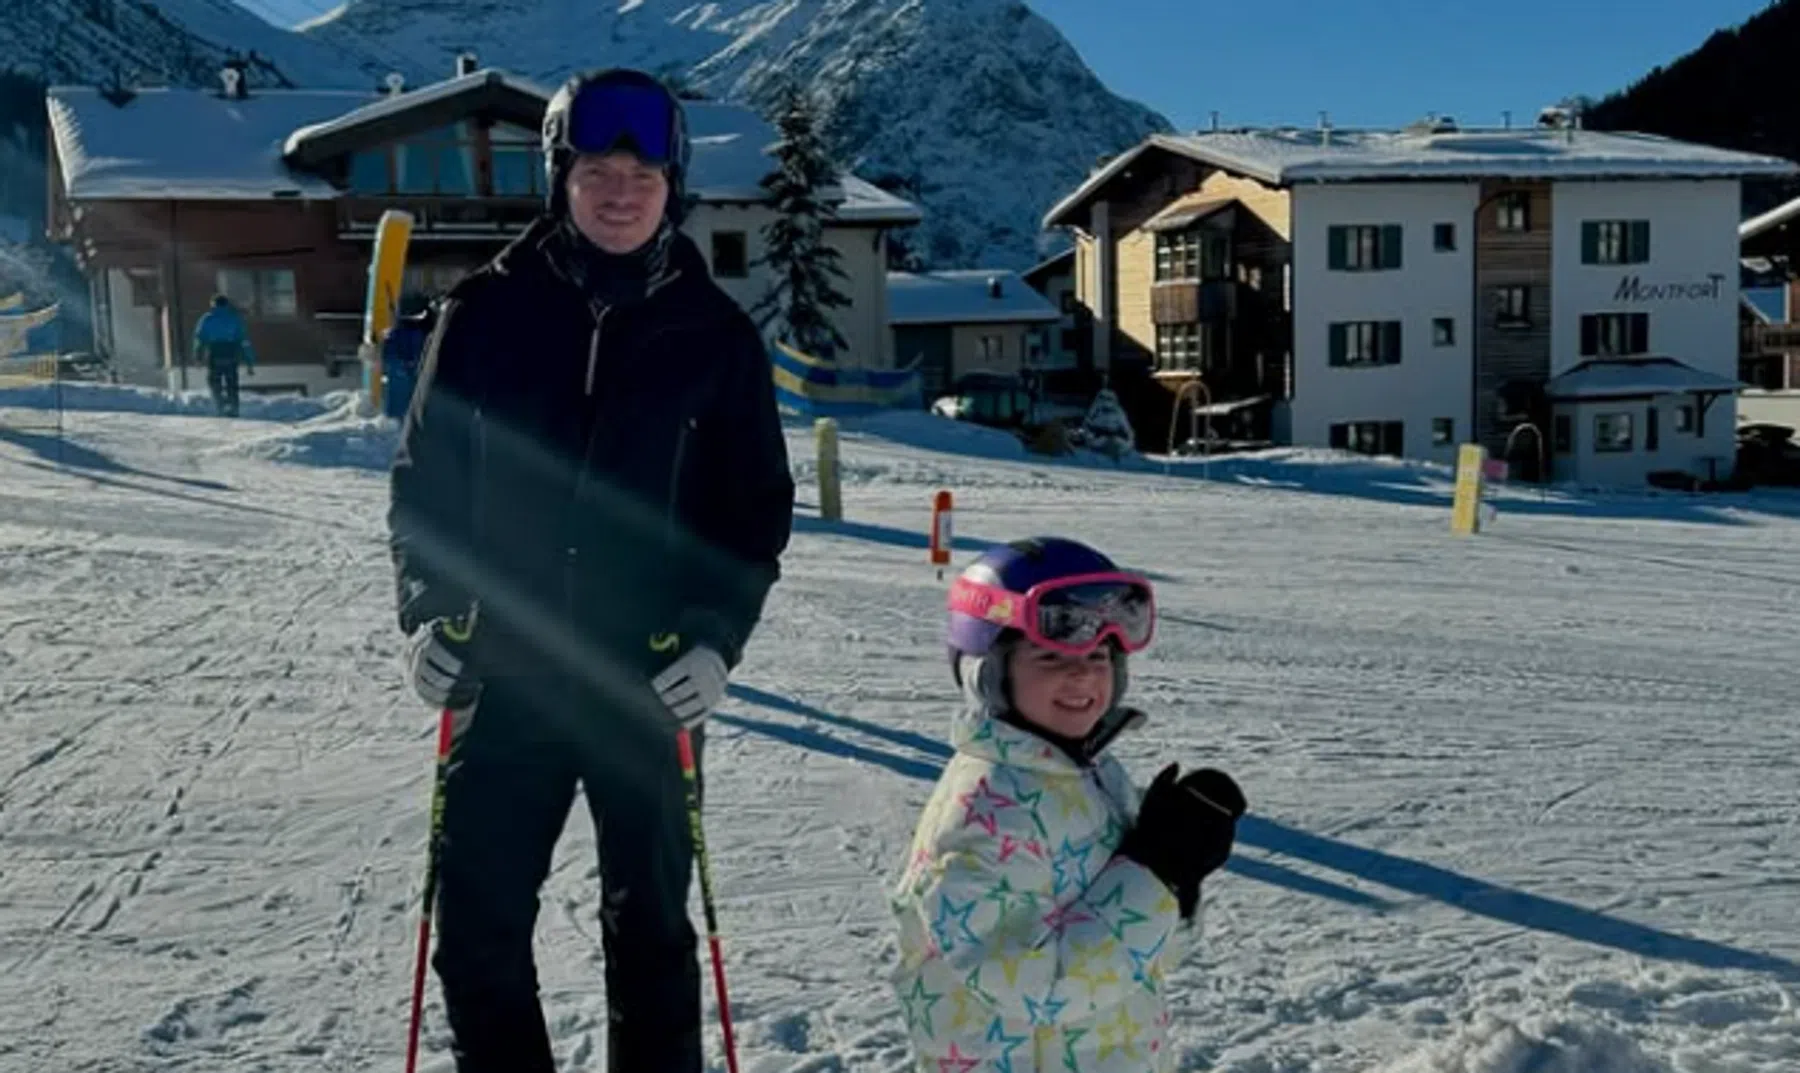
[404,707,457,1073]
[677,727,740,1073]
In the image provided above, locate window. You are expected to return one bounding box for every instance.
[1554,414,1573,454]
[710,231,747,278]
[216,268,297,318]
[348,150,391,194]
[1433,223,1456,251]
[1156,322,1214,371]
[1594,412,1634,452]
[1582,220,1650,265]
[1432,418,1455,445]
[1155,228,1228,282]
[1495,191,1531,232]
[1493,284,1531,329]
[1432,317,1455,346]
[1580,312,1649,356]
[389,123,478,196]
[489,122,543,197]
[1327,224,1402,271]
[1675,405,1695,433]
[979,334,1005,360]
[1329,420,1404,456]
[1328,320,1402,367]
[125,269,160,308]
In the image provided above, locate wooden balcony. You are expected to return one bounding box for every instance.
[337,197,541,239]
[1151,280,1239,325]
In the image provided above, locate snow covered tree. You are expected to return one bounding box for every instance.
[1080,387,1135,460]
[751,84,851,359]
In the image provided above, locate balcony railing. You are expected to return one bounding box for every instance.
[337,197,541,237]
[1743,321,1800,356]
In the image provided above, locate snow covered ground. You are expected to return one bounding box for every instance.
[0,391,1796,1073]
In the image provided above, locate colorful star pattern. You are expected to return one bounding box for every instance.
[1049,837,1094,896]
[900,977,943,1037]
[891,712,1192,1073]
[985,1017,1028,1073]
[959,777,1017,835]
[931,896,980,955]
[1087,882,1150,943]
[936,1042,978,1073]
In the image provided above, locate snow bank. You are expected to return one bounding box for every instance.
[0,379,349,422]
[224,406,400,471]
[1379,1013,1671,1073]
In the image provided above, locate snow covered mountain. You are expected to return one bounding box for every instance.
[0,0,394,88]
[300,0,1173,268]
[4,0,1167,267]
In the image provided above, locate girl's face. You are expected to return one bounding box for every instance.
[1006,641,1114,740]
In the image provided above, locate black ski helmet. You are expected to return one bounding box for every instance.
[541,68,691,224]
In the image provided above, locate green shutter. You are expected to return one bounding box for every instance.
[1630,313,1648,354]
[1328,227,1347,270]
[1581,222,1598,264]
[1630,220,1650,263]
[1329,323,1346,365]
[1381,225,1403,269]
[1580,315,1596,356]
[1384,320,1402,362]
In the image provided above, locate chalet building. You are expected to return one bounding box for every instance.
[1044,115,1794,484]
[1020,247,1084,374]
[1739,194,1800,391]
[45,59,920,397]
[887,269,1060,397]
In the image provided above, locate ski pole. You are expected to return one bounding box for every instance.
[404,706,457,1073]
[677,726,740,1073]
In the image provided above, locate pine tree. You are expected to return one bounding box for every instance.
[1080,387,1135,460]
[751,84,851,360]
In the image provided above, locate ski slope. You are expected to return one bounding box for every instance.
[0,393,1796,1073]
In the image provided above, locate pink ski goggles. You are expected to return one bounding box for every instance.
[949,570,1157,656]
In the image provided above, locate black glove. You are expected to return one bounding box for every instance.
[403,607,480,711]
[1118,763,1246,918]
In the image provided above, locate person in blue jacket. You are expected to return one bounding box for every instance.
[192,295,255,416]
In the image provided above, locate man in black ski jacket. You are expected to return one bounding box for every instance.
[386,68,794,1073]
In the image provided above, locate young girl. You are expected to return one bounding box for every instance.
[890,537,1245,1073]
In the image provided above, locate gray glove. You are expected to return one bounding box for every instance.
[404,609,480,711]
[651,646,728,730]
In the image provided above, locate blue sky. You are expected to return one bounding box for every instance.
[240,0,1767,132]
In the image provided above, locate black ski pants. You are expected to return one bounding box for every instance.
[431,676,703,1073]
[207,361,240,417]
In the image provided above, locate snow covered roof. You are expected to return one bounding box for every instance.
[1046,128,1798,228]
[283,68,552,164]
[835,175,923,225]
[1022,247,1074,287]
[888,270,1061,326]
[47,86,373,200]
[49,70,920,222]
[1142,194,1235,233]
[1545,357,1742,401]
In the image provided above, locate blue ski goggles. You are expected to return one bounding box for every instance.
[564,79,679,165]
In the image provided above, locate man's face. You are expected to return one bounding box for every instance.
[564,151,670,255]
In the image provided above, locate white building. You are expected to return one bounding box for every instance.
[1044,117,1796,484]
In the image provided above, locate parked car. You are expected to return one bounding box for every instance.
[930,372,1036,429]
